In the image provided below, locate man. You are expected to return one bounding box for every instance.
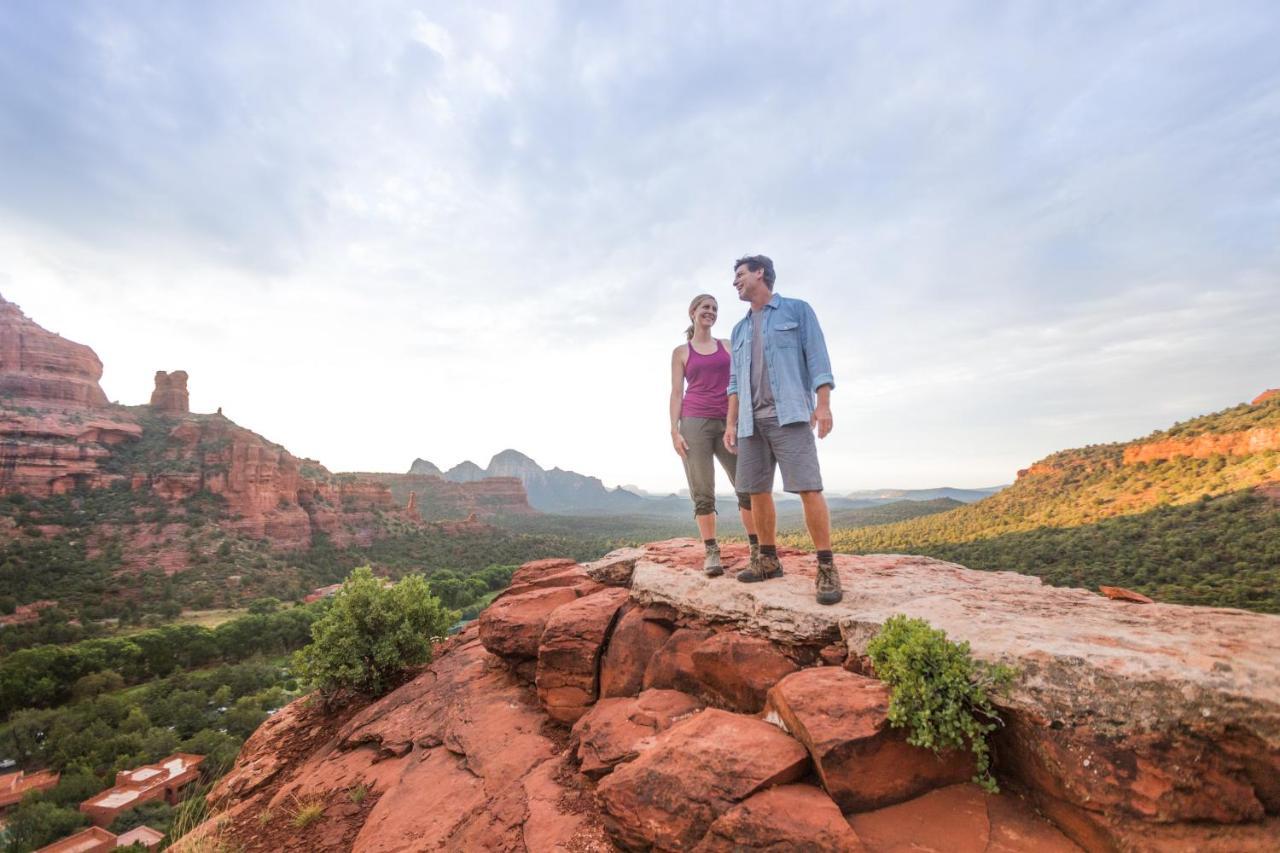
[723,255,841,605]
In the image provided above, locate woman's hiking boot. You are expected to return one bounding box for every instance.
[815,560,843,605]
[736,551,783,583]
[703,543,724,577]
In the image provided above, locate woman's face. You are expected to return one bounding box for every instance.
[692,298,718,328]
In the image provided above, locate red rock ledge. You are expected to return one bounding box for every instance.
[183,540,1280,852]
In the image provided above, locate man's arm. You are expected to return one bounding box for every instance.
[803,303,835,438]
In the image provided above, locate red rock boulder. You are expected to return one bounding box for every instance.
[536,587,630,723]
[599,607,673,698]
[767,667,973,812]
[478,586,582,660]
[596,708,810,850]
[571,689,704,779]
[643,627,713,695]
[696,784,866,852]
[691,631,799,713]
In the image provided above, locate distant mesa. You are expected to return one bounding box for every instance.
[149,369,190,414]
[1254,388,1279,405]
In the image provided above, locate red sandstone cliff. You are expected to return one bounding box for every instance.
[0,294,516,576]
[185,540,1280,852]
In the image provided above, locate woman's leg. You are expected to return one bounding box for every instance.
[681,418,719,537]
[712,420,756,537]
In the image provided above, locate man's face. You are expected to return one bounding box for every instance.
[733,264,765,302]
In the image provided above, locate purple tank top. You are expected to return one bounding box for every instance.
[682,341,730,419]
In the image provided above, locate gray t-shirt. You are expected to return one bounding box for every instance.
[750,309,776,418]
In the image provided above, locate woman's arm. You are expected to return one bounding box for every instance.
[670,346,689,458]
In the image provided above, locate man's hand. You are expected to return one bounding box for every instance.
[810,403,833,439]
[723,428,737,455]
[672,430,689,459]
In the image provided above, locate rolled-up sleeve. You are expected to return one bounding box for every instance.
[802,303,835,392]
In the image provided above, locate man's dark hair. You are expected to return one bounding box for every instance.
[734,255,776,290]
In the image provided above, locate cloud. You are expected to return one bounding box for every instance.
[0,0,1277,491]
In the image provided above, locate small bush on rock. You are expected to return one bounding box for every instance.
[293,567,456,697]
[866,614,1014,792]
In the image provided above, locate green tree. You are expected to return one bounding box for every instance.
[247,597,281,615]
[3,799,89,852]
[293,567,455,697]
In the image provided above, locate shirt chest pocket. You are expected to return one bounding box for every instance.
[773,320,801,348]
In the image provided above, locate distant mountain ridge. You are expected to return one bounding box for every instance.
[412,449,1001,516]
[412,450,650,514]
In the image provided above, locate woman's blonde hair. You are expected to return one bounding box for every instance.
[685,294,717,340]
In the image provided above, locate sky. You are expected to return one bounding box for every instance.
[1,1,1277,494]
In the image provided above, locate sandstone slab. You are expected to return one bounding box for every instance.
[536,587,630,723]
[767,667,972,812]
[571,689,704,778]
[597,708,810,850]
[599,606,674,698]
[618,539,1280,825]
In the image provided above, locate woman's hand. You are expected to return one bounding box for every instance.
[672,430,689,458]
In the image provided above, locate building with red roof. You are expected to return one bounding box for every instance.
[0,769,60,810]
[79,753,203,827]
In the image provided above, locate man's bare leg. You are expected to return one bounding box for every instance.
[695,513,716,541]
[798,490,830,551]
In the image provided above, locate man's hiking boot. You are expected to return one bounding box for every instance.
[736,551,783,583]
[815,560,843,605]
[703,543,724,578]
[750,542,760,566]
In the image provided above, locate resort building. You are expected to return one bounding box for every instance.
[0,769,60,810]
[79,753,203,827]
[35,824,164,852]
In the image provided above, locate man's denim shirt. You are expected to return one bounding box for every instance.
[726,293,835,438]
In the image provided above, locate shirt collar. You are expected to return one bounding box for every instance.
[746,292,782,319]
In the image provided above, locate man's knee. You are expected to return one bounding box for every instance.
[736,492,752,510]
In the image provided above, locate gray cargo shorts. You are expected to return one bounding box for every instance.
[736,415,824,494]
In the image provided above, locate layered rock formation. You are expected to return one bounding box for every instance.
[0,293,471,573]
[190,539,1279,851]
[0,295,109,408]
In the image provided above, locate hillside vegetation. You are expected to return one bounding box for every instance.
[789,395,1280,612]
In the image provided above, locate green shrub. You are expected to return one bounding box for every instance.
[866,615,1014,792]
[292,567,455,697]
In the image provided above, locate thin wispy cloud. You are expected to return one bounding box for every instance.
[1,1,1276,491]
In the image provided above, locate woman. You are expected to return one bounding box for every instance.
[670,293,758,576]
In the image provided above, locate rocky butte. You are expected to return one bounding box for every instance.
[186,540,1279,852]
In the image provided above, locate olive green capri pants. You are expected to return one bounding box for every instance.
[679,416,752,517]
